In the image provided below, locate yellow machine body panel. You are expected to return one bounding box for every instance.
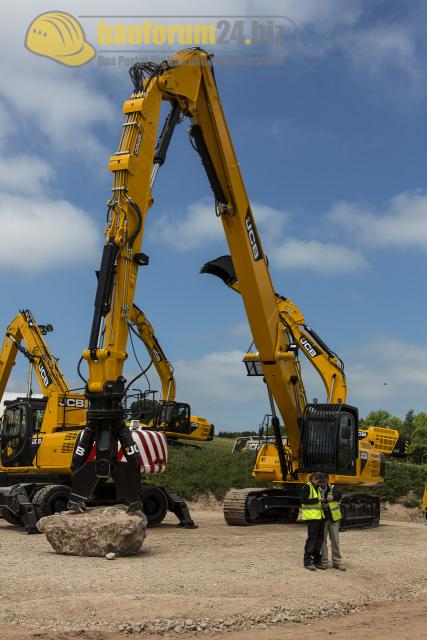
[252,439,384,487]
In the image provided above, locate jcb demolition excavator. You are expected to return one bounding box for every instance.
[0,308,205,530]
[60,48,384,526]
[202,256,410,461]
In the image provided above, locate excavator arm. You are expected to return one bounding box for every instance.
[0,309,68,398]
[128,304,175,401]
[200,255,347,404]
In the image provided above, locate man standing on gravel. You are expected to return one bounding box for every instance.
[300,472,326,571]
[320,473,346,571]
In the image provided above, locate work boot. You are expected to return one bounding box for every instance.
[333,564,346,571]
[315,564,327,570]
[304,564,316,571]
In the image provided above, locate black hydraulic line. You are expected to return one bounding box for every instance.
[189,124,227,205]
[6,333,35,362]
[266,384,288,480]
[77,356,87,384]
[154,103,181,166]
[304,325,345,370]
[88,242,120,354]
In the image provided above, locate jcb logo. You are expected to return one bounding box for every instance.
[59,398,86,408]
[299,338,319,358]
[38,363,52,388]
[245,209,262,262]
[125,444,139,456]
[151,346,162,363]
[75,445,85,456]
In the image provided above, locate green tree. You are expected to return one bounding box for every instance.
[401,409,415,439]
[410,413,427,463]
[362,409,402,430]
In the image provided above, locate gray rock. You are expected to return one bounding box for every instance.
[37,505,147,557]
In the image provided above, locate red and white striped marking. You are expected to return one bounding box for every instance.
[87,428,168,475]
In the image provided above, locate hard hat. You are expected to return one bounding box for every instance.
[25,11,95,67]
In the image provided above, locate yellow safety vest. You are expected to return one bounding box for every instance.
[327,484,342,522]
[301,482,324,520]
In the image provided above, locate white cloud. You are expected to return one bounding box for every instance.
[152,198,366,273]
[0,194,98,272]
[328,191,427,250]
[271,238,368,272]
[344,338,427,416]
[0,156,54,195]
[0,5,115,159]
[341,25,426,104]
[173,349,267,429]
[152,200,220,250]
[152,200,288,251]
[228,322,251,339]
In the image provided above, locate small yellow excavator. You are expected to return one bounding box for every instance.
[0,309,199,530]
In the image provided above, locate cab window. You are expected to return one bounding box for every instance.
[337,413,356,473]
[31,408,45,433]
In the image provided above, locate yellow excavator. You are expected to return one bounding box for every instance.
[56,48,384,527]
[0,309,199,529]
[128,305,214,442]
[202,256,410,461]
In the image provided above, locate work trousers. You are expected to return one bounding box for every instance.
[321,519,342,566]
[303,519,325,566]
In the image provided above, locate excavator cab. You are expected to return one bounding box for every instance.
[155,401,192,436]
[300,403,358,475]
[0,397,46,467]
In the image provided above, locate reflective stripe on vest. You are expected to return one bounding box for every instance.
[301,482,324,520]
[328,484,342,522]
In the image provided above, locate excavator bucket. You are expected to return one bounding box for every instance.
[200,255,237,286]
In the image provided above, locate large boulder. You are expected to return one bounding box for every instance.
[37,505,147,557]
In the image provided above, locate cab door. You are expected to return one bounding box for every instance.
[0,402,34,468]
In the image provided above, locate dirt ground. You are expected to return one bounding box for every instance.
[0,507,425,639]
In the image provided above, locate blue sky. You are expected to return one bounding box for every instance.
[1,1,427,430]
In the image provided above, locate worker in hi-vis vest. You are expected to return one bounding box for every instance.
[320,473,346,571]
[300,471,326,571]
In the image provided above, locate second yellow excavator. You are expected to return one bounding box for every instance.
[128,305,214,442]
[202,255,410,461]
[0,308,203,530]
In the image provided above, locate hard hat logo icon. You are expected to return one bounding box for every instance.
[25,11,95,67]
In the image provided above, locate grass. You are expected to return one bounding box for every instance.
[148,438,427,506]
[148,439,264,501]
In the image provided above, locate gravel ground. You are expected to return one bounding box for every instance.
[0,508,425,637]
